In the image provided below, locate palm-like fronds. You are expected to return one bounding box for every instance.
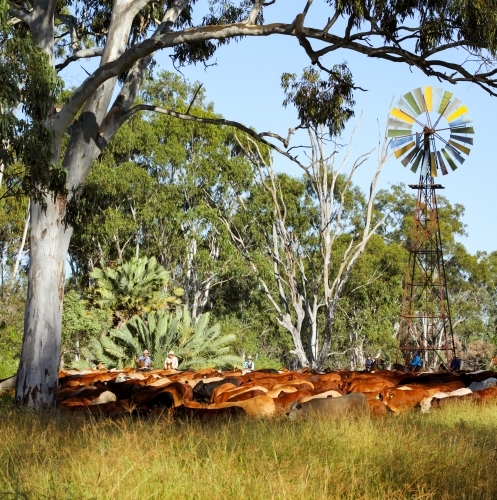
[83,307,241,369]
[89,257,184,326]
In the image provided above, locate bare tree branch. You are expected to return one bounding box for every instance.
[55,48,104,71]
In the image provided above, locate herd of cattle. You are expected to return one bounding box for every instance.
[36,366,497,419]
[1,367,496,418]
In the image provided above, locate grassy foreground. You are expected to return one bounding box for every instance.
[1,393,496,500]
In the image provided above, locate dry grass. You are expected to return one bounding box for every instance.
[1,392,496,500]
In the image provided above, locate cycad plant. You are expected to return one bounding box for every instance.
[89,256,184,327]
[79,307,241,370]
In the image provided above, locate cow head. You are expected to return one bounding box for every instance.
[287,400,303,421]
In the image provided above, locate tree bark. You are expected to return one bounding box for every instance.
[15,196,72,407]
[13,200,30,278]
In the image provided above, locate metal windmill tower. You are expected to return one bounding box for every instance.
[387,87,474,369]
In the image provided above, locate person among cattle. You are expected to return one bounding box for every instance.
[164,350,179,370]
[135,350,152,369]
[244,356,255,371]
[365,355,374,371]
[409,351,423,372]
[375,357,385,370]
[450,356,462,371]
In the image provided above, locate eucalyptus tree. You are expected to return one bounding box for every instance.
[223,65,391,369]
[5,0,497,406]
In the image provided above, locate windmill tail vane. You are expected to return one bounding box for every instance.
[387,86,474,178]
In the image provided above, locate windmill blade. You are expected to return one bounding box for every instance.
[390,136,414,149]
[403,91,422,115]
[388,118,413,129]
[413,88,427,113]
[448,125,474,134]
[436,151,448,175]
[430,152,437,177]
[424,86,433,111]
[421,150,429,176]
[388,128,414,138]
[448,140,470,156]
[437,90,453,114]
[396,97,418,117]
[432,88,444,114]
[394,141,415,159]
[401,146,421,167]
[447,105,469,123]
[442,148,458,171]
[390,107,415,124]
[449,134,473,145]
[410,149,425,173]
[446,144,465,164]
[449,116,473,128]
[443,97,462,118]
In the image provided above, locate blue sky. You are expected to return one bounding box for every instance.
[63,0,497,255]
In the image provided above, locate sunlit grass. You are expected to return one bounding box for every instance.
[0,395,496,499]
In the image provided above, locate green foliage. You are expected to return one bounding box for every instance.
[67,71,253,322]
[89,256,184,327]
[0,0,65,204]
[331,235,407,366]
[281,65,355,136]
[61,290,112,359]
[82,307,241,369]
[0,286,24,378]
[330,0,497,55]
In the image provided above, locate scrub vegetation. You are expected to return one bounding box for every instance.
[0,391,496,500]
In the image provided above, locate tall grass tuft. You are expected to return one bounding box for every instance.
[1,396,496,499]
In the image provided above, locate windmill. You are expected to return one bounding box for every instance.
[387,87,474,369]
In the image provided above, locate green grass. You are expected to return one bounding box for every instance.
[1,393,496,500]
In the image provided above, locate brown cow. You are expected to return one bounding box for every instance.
[265,386,297,398]
[227,389,267,402]
[210,383,237,403]
[273,390,313,412]
[381,387,430,413]
[214,385,268,404]
[401,380,465,397]
[368,399,388,417]
[348,378,395,394]
[475,386,497,402]
[207,395,276,417]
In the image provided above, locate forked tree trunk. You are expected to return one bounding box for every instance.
[15,197,72,408]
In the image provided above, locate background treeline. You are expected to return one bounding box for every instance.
[1,72,496,377]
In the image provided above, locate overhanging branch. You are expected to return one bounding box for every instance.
[112,104,308,169]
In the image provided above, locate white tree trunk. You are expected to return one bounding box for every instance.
[15,197,72,407]
[13,200,30,278]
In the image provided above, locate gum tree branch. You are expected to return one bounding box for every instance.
[55,48,104,71]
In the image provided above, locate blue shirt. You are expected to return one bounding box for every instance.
[411,355,422,367]
[137,355,152,367]
[244,360,254,371]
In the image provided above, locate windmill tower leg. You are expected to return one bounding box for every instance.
[396,172,456,370]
